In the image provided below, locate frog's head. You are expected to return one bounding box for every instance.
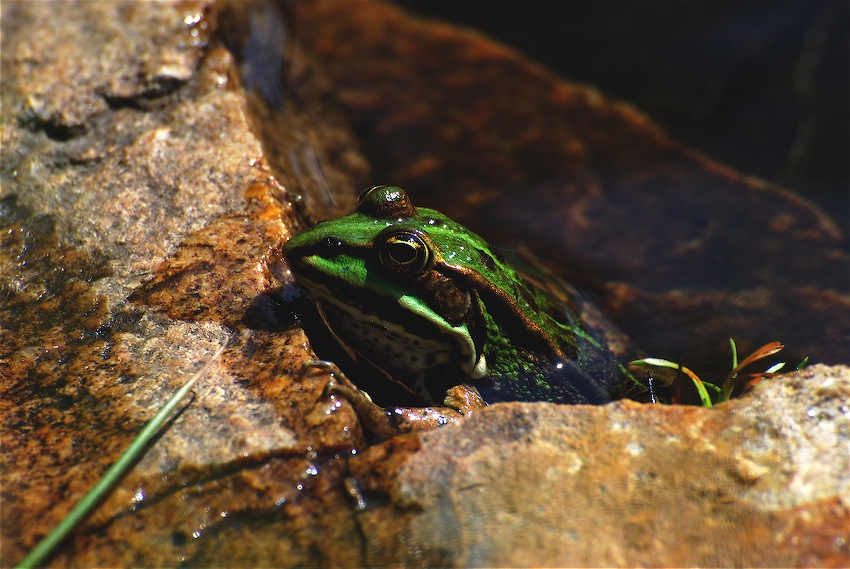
[282,186,502,394]
[282,186,563,400]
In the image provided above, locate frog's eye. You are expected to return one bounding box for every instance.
[377,230,433,275]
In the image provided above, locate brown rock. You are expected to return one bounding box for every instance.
[348,364,850,567]
[1,1,365,565]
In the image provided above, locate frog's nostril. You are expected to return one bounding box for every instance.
[321,236,344,256]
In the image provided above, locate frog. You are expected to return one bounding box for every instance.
[282,185,642,439]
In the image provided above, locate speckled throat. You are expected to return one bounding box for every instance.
[291,269,484,395]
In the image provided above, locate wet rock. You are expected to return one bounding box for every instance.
[1,1,366,566]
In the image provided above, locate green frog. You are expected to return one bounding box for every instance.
[283,186,641,438]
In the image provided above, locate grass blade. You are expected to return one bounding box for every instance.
[719,341,784,401]
[16,344,226,569]
[631,358,714,407]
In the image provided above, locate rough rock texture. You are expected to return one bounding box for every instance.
[1,1,366,566]
[1,1,847,567]
[348,364,850,567]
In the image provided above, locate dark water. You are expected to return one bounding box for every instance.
[397,0,850,238]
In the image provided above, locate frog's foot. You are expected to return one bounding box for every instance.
[443,384,487,416]
[305,361,483,440]
[378,384,486,436]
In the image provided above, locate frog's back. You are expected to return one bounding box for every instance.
[472,276,634,405]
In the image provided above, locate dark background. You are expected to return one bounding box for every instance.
[396,0,849,237]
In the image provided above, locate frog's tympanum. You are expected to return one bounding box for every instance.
[283,186,640,438]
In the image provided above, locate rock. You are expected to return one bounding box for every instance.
[1,1,847,567]
[1,1,365,566]
[347,364,850,567]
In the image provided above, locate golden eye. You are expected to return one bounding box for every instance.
[378,230,433,275]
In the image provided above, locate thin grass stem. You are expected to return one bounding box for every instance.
[16,344,226,569]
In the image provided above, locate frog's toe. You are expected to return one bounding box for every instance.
[444,384,487,416]
[321,379,339,399]
[301,359,340,376]
[322,376,374,405]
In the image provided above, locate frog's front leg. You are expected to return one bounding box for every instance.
[305,361,486,440]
